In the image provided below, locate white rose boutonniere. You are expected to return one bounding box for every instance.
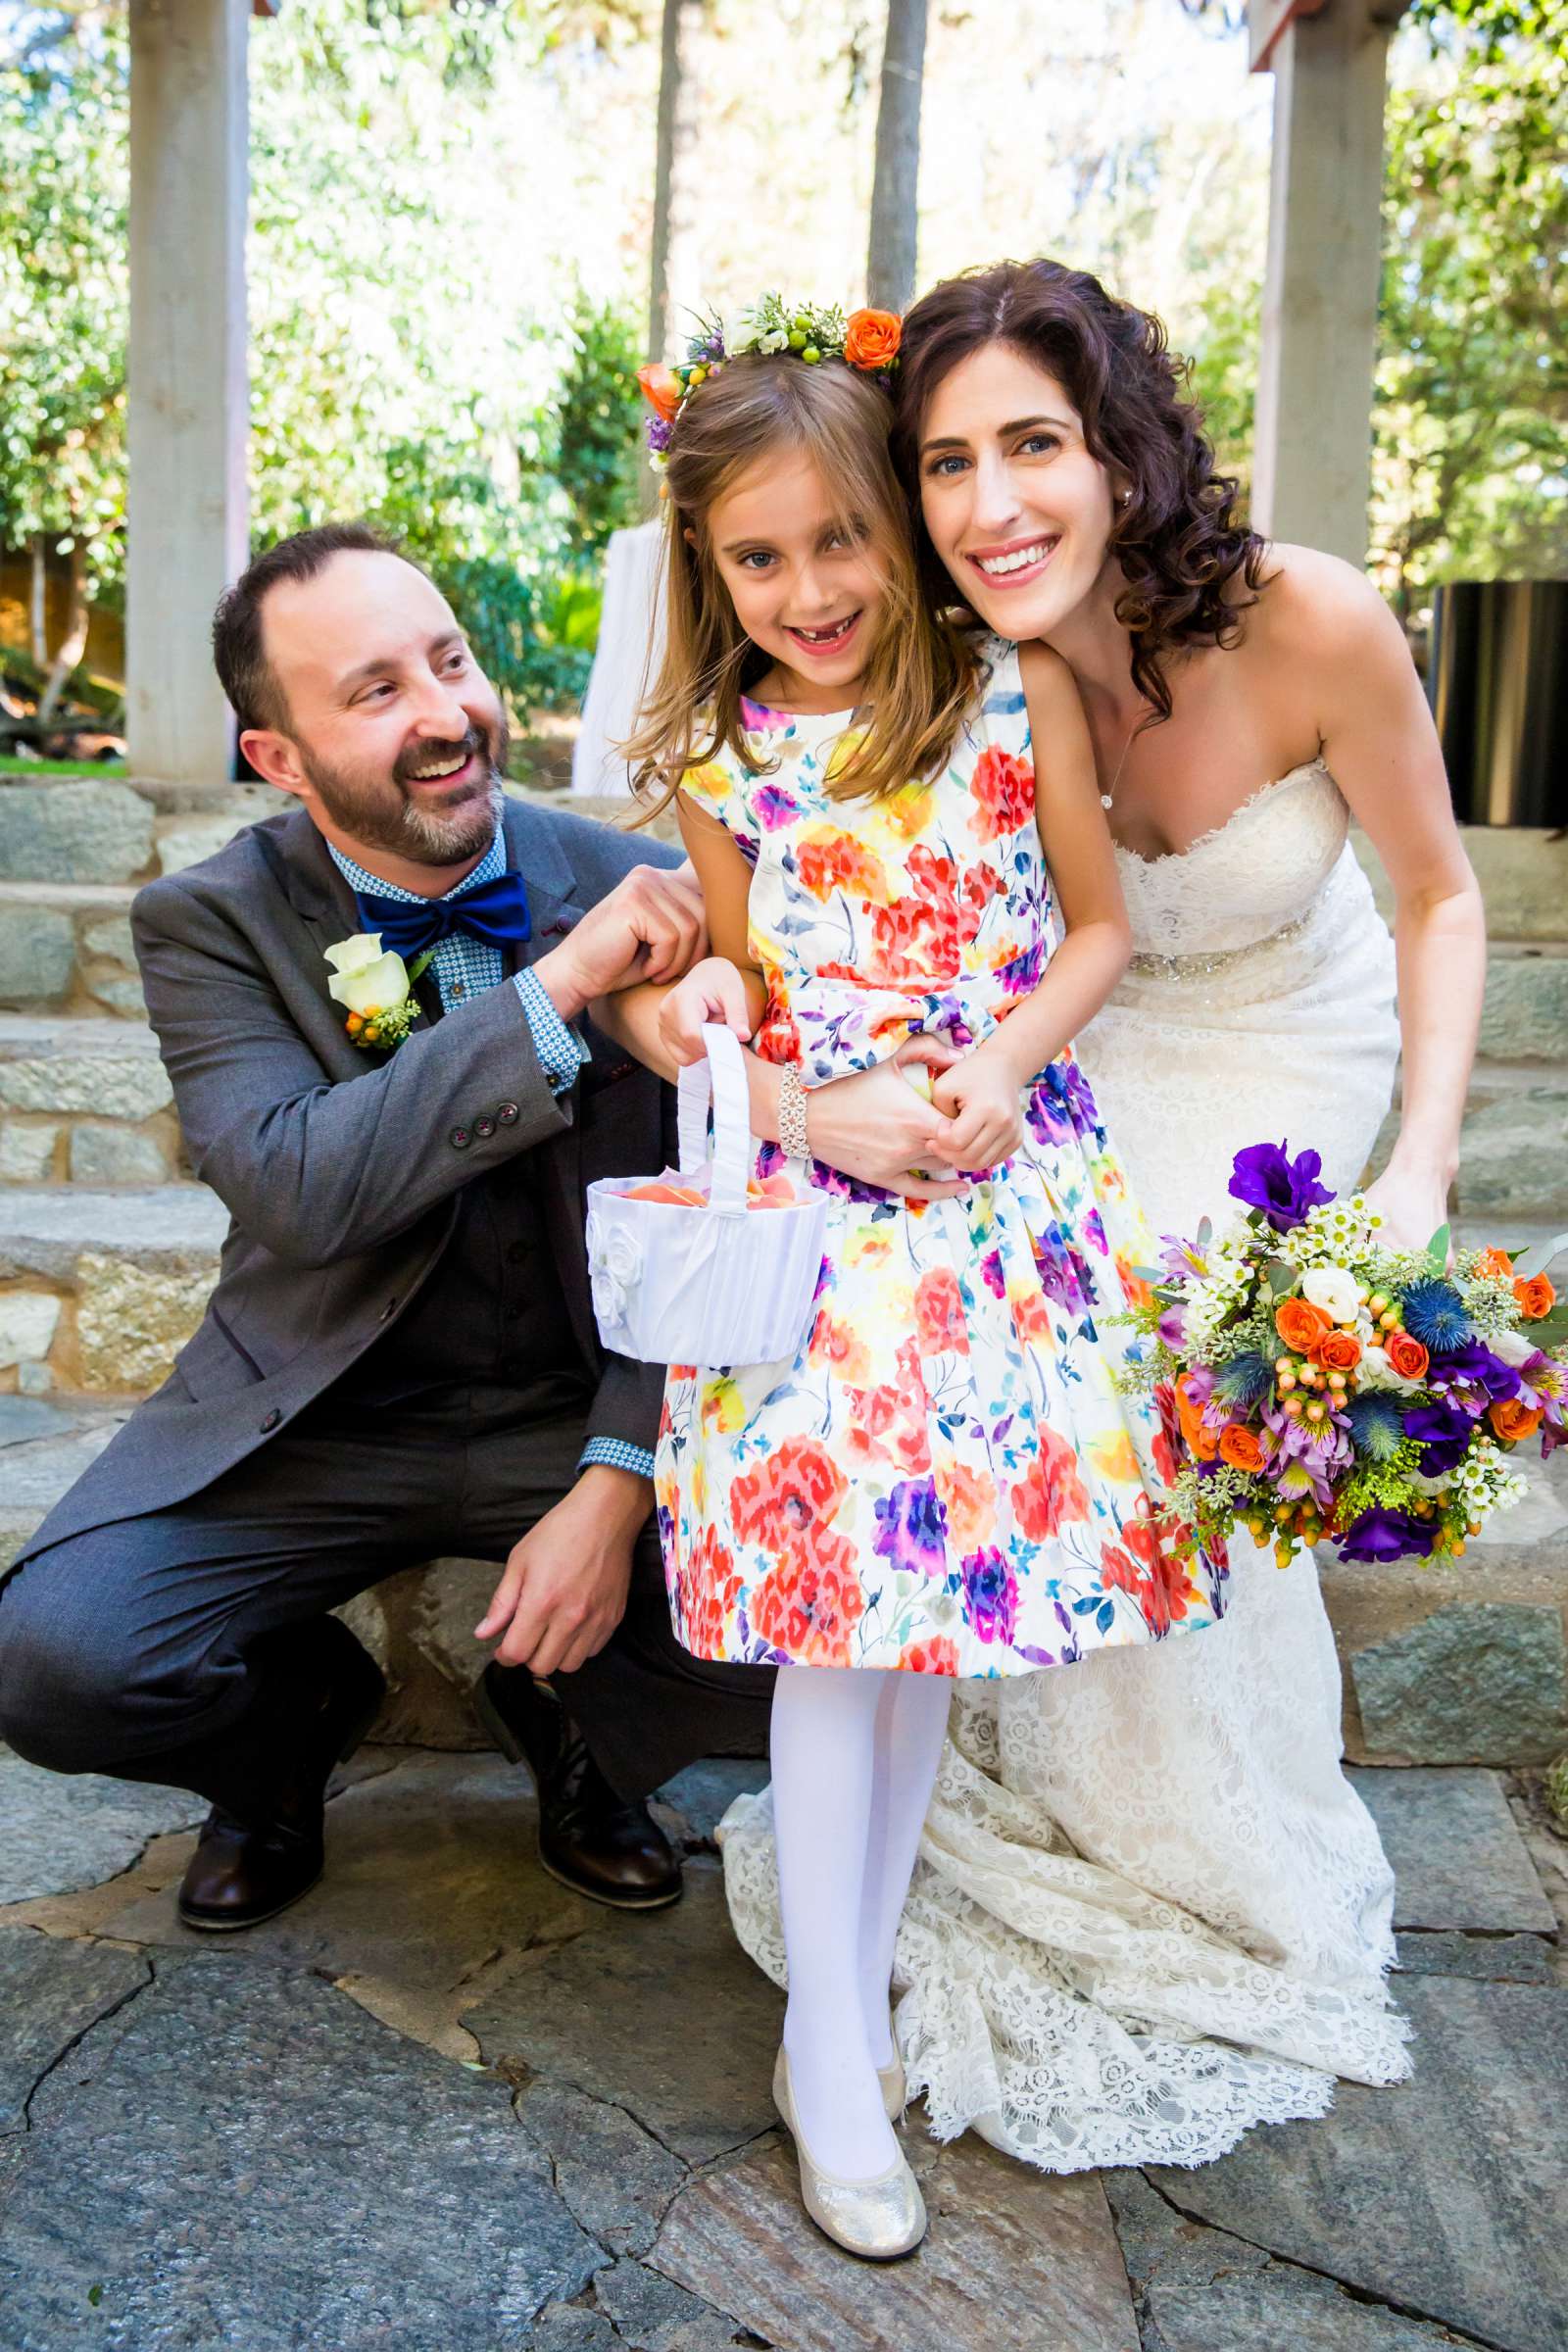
[323,932,435,1052]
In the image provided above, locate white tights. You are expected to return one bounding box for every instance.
[770,1662,953,2180]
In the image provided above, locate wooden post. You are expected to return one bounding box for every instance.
[1250,0,1409,564]
[126,0,252,783]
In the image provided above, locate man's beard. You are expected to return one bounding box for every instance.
[300,715,510,866]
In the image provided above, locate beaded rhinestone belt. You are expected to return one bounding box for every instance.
[1125,900,1321,982]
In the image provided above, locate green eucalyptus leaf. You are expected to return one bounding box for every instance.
[1426,1222,1451,1268]
[1261,1256,1298,1300]
[1512,1233,1568,1283]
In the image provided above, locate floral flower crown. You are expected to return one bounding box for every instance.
[635,291,902,471]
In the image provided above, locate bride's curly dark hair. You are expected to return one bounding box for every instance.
[891,260,1272,722]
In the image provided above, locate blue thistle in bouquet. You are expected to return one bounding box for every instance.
[1120,1141,1568,1570]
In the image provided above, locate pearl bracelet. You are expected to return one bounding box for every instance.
[777,1062,811,1162]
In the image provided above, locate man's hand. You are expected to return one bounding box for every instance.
[806,1039,967,1200]
[473,1465,651,1679]
[533,864,707,1024]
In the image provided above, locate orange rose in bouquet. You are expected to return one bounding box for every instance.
[1219,1424,1265,1473]
[1275,1298,1331,1355]
[1384,1330,1430,1381]
[1490,1396,1544,1443]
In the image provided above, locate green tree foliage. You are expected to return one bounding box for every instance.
[1372,0,1567,608]
[0,0,646,713]
[548,296,646,556]
[0,16,127,604]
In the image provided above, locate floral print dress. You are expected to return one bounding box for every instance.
[656,640,1227,1679]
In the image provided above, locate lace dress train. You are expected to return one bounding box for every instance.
[719,764,1415,2171]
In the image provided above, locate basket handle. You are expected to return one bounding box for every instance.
[675,1024,755,1216]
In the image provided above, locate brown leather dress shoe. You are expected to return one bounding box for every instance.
[473,1664,683,1910]
[177,1626,386,1933]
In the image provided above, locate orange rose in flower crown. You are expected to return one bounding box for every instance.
[636,363,682,422]
[844,308,902,370]
[635,293,903,474]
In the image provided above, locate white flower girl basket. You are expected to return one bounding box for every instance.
[584,1023,828,1368]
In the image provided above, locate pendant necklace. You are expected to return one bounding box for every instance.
[1100,709,1147,811]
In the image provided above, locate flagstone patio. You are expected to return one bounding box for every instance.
[0,1741,1563,2351]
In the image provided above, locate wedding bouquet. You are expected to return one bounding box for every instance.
[1122,1140,1567,1569]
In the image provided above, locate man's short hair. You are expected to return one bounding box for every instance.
[212,522,407,733]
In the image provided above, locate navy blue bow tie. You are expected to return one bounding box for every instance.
[355,870,532,961]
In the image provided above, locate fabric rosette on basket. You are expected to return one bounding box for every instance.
[584,1024,828,1368]
[1118,1139,1568,1570]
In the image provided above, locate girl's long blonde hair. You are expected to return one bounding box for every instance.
[624,355,976,811]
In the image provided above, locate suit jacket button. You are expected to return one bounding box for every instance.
[449,1125,471,1150]
[261,1408,282,1432]
[496,1101,519,1126]
[473,1115,496,1140]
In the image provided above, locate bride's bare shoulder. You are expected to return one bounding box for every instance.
[1246,544,1396,655]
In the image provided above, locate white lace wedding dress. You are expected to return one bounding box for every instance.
[719,760,1415,2172]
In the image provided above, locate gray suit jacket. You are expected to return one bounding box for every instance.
[24,796,678,1561]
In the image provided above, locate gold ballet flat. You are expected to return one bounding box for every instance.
[772,2047,926,2261]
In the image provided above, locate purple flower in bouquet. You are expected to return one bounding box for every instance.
[1340,1506,1439,1563]
[872,1477,949,1576]
[1264,1406,1350,1509]
[1227,1140,1334,1233]
[1402,1399,1476,1476]
[961,1545,1019,1643]
[1520,1350,1568,1455]
[1267,1446,1338,1511]
[1157,1304,1189,1349]
[1428,1337,1521,1415]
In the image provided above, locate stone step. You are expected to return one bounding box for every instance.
[0,1183,224,1396]
[3,770,1563,933]
[1355,822,1568,944]
[0,880,143,1018]
[0,777,275,889]
[1476,941,1568,1061]
[0,776,605,894]
[1373,1058,1568,1222]
[2,1391,1562,1763]
[0,1017,186,1187]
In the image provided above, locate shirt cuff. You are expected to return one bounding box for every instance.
[513,967,589,1095]
[578,1437,657,1481]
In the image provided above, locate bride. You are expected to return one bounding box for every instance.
[718,259,1488,2169]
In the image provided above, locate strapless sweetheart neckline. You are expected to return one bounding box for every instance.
[1113,756,1331,868]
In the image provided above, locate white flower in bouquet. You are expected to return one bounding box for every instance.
[1300,1264,1362,1326]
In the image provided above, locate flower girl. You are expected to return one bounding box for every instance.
[622,296,1225,2257]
